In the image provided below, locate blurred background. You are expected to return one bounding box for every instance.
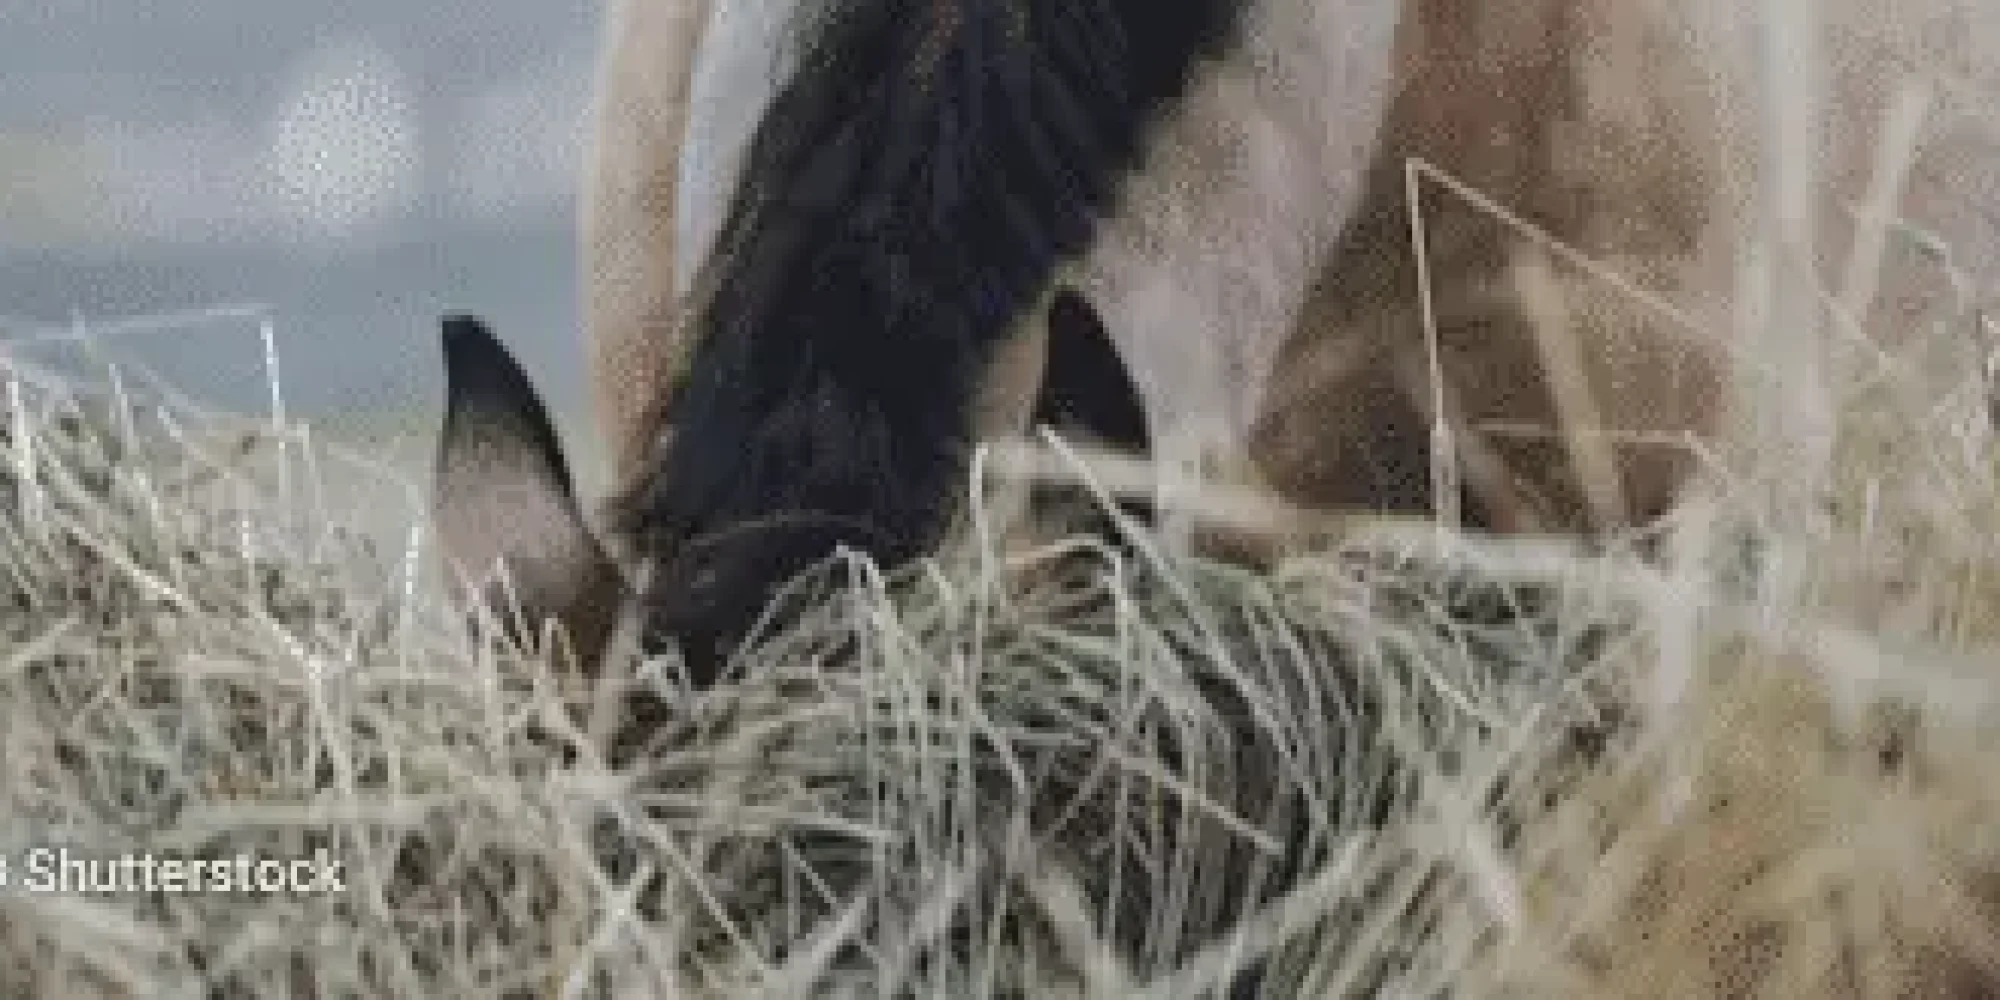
[0,1,604,429]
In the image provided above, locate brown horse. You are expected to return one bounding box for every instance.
[433,0,1753,682]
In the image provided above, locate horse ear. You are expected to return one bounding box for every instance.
[432,313,624,669]
[1033,287,1151,456]
[1023,287,1158,534]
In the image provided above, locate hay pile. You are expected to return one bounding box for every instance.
[8,7,2000,994]
[2,260,1997,999]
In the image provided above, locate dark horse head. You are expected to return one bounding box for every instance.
[427,0,1240,682]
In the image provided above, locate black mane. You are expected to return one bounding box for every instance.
[609,0,1246,669]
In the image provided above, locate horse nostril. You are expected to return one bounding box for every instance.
[641,512,901,687]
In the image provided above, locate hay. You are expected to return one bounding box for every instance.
[8,5,2000,996]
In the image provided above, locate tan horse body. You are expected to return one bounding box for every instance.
[582,0,1733,535]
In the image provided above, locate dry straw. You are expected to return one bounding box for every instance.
[6,3,2000,996]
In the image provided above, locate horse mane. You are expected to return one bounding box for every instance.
[606,0,1244,567]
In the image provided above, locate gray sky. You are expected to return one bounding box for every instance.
[0,0,605,417]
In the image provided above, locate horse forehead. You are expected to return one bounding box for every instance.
[679,0,829,295]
